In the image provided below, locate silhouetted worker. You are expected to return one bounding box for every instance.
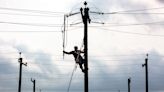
[63,46,85,72]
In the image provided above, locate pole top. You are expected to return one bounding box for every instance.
[146,53,148,60]
[19,52,22,58]
[146,53,148,57]
[19,52,21,56]
[31,78,35,82]
[84,1,87,7]
[128,78,131,83]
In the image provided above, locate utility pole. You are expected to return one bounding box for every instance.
[18,52,27,92]
[80,1,91,92]
[31,78,36,92]
[142,54,149,92]
[128,78,131,92]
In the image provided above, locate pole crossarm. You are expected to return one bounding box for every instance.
[91,21,104,24]
[66,12,80,17]
[90,11,104,15]
[70,22,83,26]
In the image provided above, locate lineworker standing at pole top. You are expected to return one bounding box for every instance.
[63,46,85,73]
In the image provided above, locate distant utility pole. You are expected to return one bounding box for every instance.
[142,54,149,92]
[128,78,131,92]
[31,78,36,92]
[80,1,91,92]
[18,52,27,92]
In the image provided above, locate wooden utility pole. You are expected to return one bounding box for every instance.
[128,78,131,92]
[31,78,36,92]
[80,1,91,92]
[142,54,149,92]
[18,52,27,92]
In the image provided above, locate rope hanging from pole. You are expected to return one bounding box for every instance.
[67,64,77,92]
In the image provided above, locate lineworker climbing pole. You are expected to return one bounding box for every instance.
[63,46,85,73]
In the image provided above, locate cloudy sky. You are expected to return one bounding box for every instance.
[0,0,164,92]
